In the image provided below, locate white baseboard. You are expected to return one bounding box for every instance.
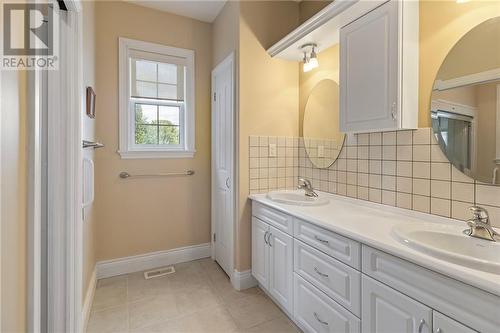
[95,243,211,279]
[81,269,96,333]
[231,269,258,291]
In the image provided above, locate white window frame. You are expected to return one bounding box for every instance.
[118,37,196,159]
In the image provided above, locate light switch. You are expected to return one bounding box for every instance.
[318,145,325,158]
[269,143,277,157]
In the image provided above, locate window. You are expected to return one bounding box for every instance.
[119,38,195,158]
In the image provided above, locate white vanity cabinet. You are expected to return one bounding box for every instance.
[251,207,294,315]
[362,275,433,333]
[250,199,499,333]
[339,0,418,133]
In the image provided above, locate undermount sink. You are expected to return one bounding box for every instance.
[392,222,500,274]
[266,190,329,206]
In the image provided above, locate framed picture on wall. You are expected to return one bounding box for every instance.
[86,86,96,118]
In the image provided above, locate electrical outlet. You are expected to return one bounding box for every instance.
[269,143,277,157]
[318,145,325,158]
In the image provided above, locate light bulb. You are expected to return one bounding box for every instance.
[308,57,319,70]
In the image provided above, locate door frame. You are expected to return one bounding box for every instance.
[45,1,84,332]
[211,52,236,283]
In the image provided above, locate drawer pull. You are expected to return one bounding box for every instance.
[418,319,426,333]
[314,267,329,278]
[314,235,329,244]
[268,233,273,247]
[264,231,269,245]
[436,329,442,333]
[313,312,329,326]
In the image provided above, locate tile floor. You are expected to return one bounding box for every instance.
[87,258,301,333]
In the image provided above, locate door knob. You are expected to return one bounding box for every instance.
[225,177,231,189]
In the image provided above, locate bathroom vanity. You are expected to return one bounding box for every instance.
[250,192,500,333]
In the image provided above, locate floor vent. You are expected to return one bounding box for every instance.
[144,266,175,279]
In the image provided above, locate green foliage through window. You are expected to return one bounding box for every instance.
[135,104,180,145]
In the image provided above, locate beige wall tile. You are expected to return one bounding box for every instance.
[413,145,430,162]
[431,162,451,180]
[259,136,268,146]
[382,190,396,206]
[382,160,397,176]
[413,162,430,179]
[370,132,382,145]
[431,180,451,199]
[369,188,382,203]
[413,128,431,145]
[370,174,382,189]
[452,166,474,183]
[451,201,472,221]
[431,198,451,217]
[397,177,412,193]
[452,182,475,203]
[397,131,412,145]
[397,161,412,177]
[358,173,369,187]
[358,159,369,173]
[358,146,369,159]
[249,136,259,146]
[413,178,430,196]
[347,185,357,198]
[370,146,382,160]
[382,175,396,191]
[357,133,369,146]
[383,131,396,145]
[431,145,448,162]
[382,145,396,160]
[397,145,412,161]
[369,160,382,174]
[397,192,412,209]
[358,186,369,200]
[476,184,500,207]
[413,195,430,213]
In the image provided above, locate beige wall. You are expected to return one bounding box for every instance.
[82,0,97,301]
[432,86,477,108]
[299,44,339,136]
[237,1,299,271]
[419,0,500,127]
[1,70,28,333]
[299,0,332,25]
[213,1,240,67]
[94,1,212,261]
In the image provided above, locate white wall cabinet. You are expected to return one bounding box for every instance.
[340,0,418,133]
[251,216,293,315]
[362,275,433,333]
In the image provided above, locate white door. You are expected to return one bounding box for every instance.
[252,217,269,288]
[362,275,432,333]
[340,0,399,132]
[432,312,476,333]
[211,53,235,277]
[268,226,294,314]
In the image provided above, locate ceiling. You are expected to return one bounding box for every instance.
[126,0,227,23]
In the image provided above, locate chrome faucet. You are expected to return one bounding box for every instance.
[464,206,499,241]
[298,178,318,197]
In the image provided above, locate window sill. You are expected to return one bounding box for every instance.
[117,150,196,159]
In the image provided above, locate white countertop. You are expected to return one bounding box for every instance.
[249,191,500,297]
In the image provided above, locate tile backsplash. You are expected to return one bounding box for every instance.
[249,128,500,227]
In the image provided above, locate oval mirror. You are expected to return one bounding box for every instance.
[430,17,500,184]
[303,79,345,169]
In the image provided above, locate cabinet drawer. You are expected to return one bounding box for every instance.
[433,312,477,333]
[294,240,361,317]
[294,274,360,333]
[362,245,500,333]
[294,218,360,269]
[252,202,293,235]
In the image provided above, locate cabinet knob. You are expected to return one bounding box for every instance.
[417,319,426,333]
[391,102,397,121]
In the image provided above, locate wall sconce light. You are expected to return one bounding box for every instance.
[301,43,319,72]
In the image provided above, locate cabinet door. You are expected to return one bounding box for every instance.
[269,226,294,314]
[340,0,399,132]
[252,217,269,289]
[362,275,432,333]
[433,312,476,333]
